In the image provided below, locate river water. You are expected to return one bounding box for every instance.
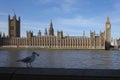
[0,50,120,69]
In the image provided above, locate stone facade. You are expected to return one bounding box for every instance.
[8,14,20,38]
[0,15,111,50]
[105,17,111,50]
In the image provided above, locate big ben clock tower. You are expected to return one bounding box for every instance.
[105,17,111,50]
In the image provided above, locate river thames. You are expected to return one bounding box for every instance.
[0,50,120,69]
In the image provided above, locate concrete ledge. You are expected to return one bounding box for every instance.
[0,67,120,80]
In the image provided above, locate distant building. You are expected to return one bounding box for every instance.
[0,14,111,50]
[111,39,118,48]
[117,39,120,48]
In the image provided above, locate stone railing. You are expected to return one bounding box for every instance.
[0,67,120,80]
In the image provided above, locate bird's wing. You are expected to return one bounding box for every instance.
[21,57,32,62]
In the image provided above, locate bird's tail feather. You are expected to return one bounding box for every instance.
[16,60,22,62]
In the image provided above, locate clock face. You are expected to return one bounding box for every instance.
[106,25,110,28]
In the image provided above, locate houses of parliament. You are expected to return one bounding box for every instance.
[0,14,111,50]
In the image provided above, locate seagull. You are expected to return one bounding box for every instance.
[17,51,39,67]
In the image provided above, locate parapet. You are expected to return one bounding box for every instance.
[0,67,120,80]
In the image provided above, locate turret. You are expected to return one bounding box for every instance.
[49,20,54,36]
[57,31,63,39]
[8,15,10,21]
[44,28,48,36]
[106,16,110,24]
[90,31,95,38]
[83,31,86,37]
[37,30,41,37]
[18,16,20,22]
[13,14,16,21]
[26,31,33,38]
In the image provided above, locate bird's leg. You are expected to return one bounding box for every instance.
[28,63,30,68]
[30,63,32,68]
[26,63,27,67]
[26,63,29,68]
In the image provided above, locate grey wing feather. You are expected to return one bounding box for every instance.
[20,57,32,62]
[17,57,31,63]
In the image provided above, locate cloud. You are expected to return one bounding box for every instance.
[60,0,78,12]
[31,0,85,13]
[31,0,55,5]
[54,16,104,29]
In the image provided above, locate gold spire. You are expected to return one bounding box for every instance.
[106,16,110,24]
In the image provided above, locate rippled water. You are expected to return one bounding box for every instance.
[0,50,120,69]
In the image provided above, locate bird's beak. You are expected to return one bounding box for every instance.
[37,53,39,56]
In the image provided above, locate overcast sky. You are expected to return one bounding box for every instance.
[0,0,120,39]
